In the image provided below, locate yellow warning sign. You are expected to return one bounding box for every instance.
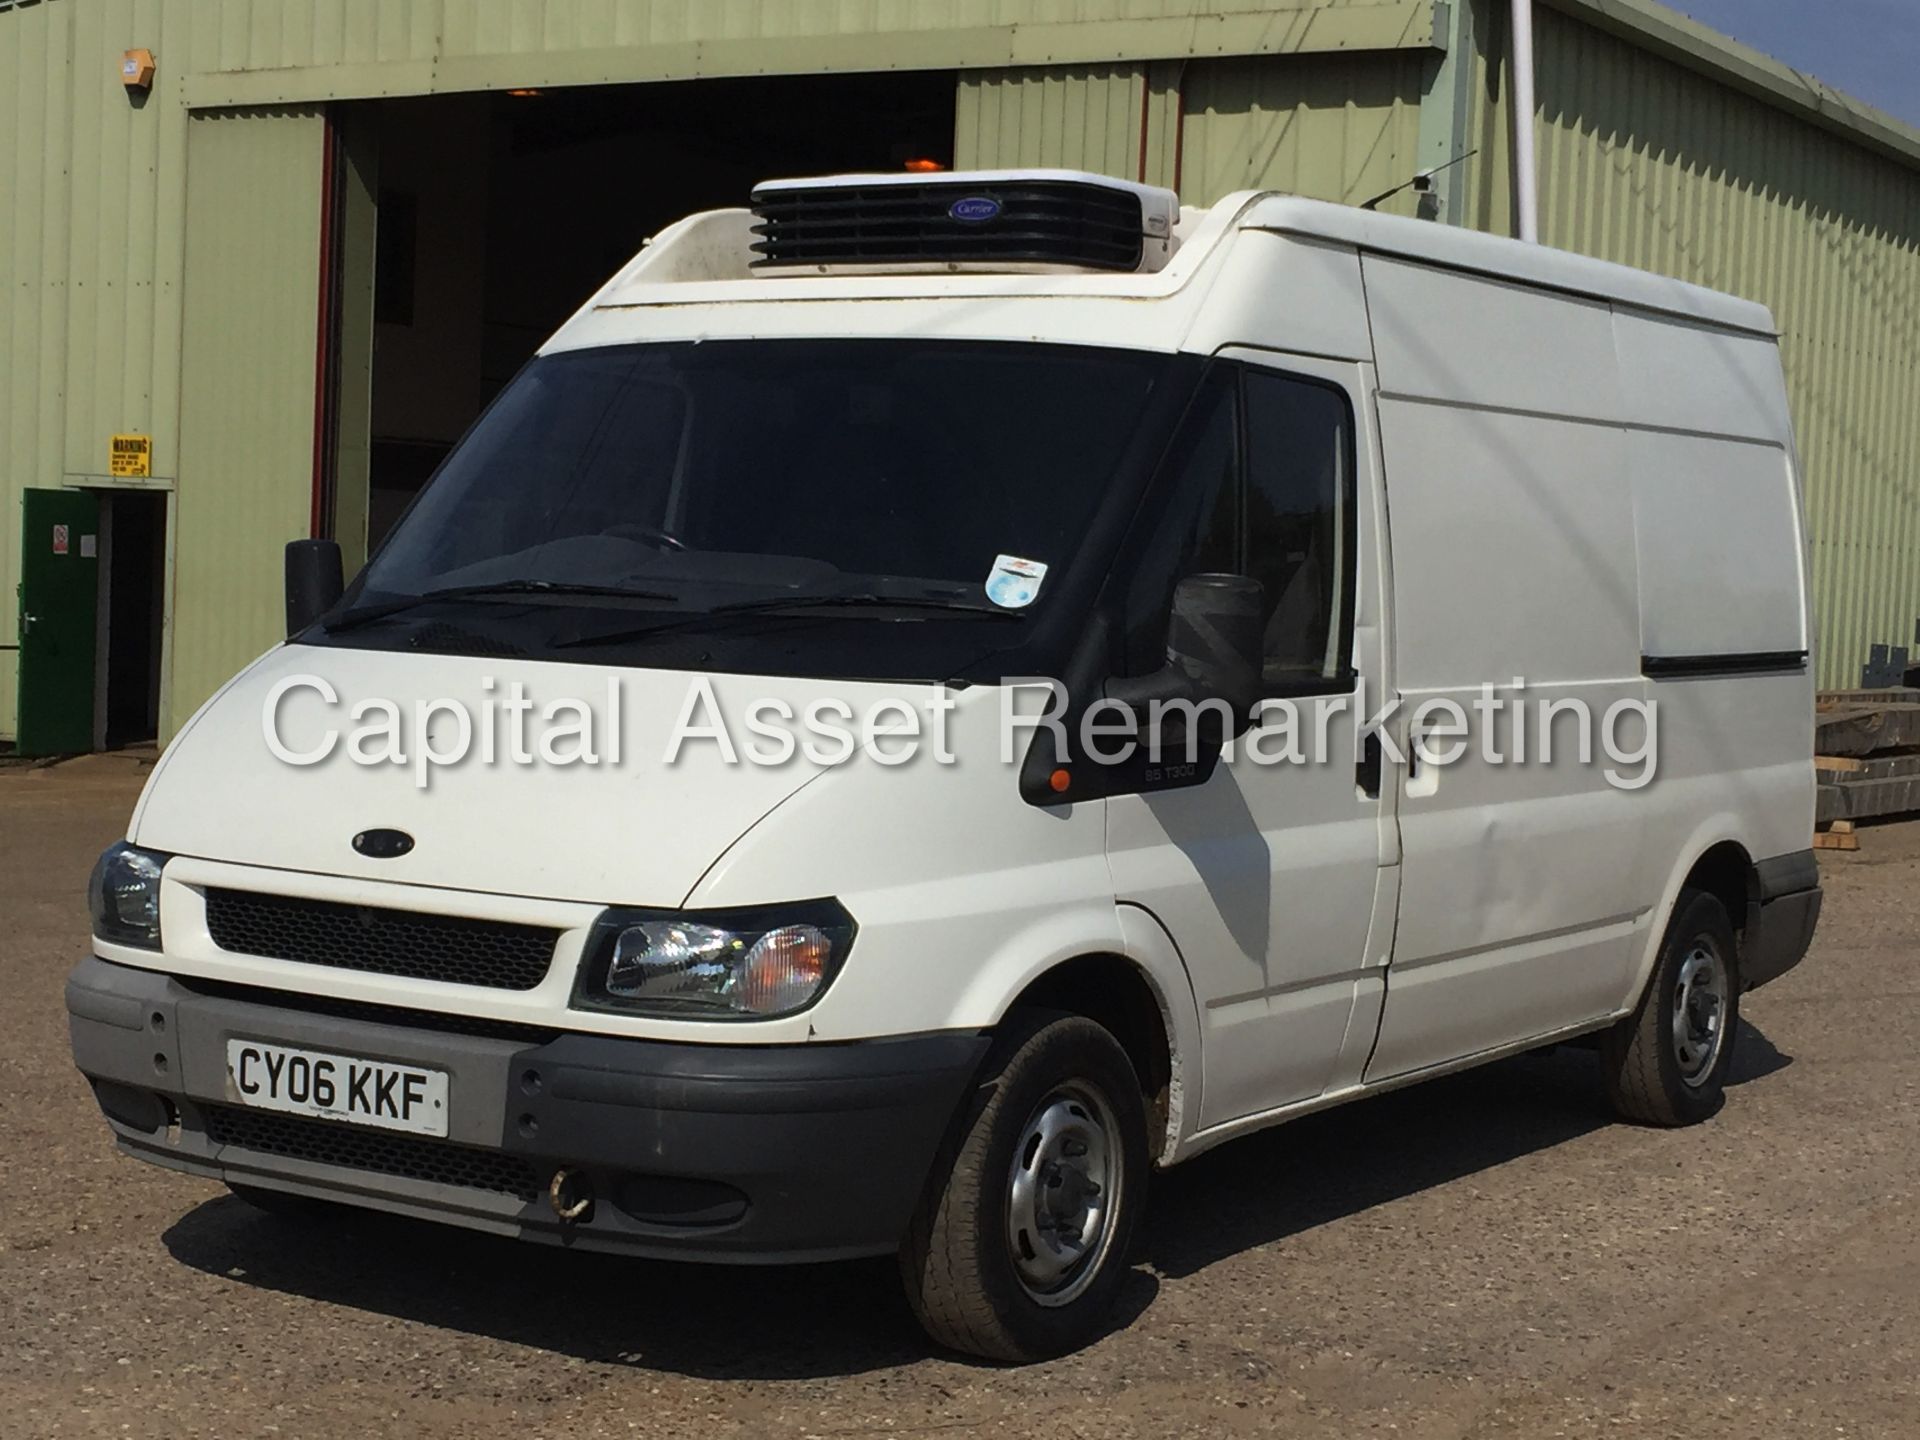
[110,433,151,478]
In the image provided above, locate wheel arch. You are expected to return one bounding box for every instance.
[1627,828,1757,1008]
[1685,839,1758,941]
[993,917,1201,1168]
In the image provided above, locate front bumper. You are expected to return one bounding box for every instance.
[67,955,988,1263]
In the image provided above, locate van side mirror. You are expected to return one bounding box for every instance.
[1106,573,1265,743]
[285,539,344,637]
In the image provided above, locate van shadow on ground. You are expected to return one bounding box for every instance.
[161,1023,1790,1379]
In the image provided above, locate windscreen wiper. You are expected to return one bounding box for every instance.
[323,581,678,634]
[554,593,1023,649]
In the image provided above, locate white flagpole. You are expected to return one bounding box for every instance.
[1511,0,1541,242]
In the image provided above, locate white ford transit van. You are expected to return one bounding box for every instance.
[69,171,1822,1361]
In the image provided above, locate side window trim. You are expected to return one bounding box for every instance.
[1237,362,1362,701]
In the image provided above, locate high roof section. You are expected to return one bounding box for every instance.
[1242,195,1778,334]
[582,183,1776,342]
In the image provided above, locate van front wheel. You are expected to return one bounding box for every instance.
[1602,888,1741,1126]
[900,1011,1148,1361]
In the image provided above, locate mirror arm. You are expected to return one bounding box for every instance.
[1103,664,1202,711]
[1105,660,1259,740]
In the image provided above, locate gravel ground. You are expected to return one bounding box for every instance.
[4,753,1915,1438]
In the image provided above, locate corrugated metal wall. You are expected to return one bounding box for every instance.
[3,0,1435,744]
[1467,5,1920,689]
[1178,50,1428,209]
[157,0,1215,71]
[167,0,1434,92]
[955,66,1148,178]
[168,108,327,737]
[0,0,201,742]
[0,0,72,736]
[957,50,1429,211]
[0,0,201,491]
[6,0,1920,742]
[60,0,195,485]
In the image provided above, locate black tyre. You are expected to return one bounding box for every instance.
[1602,888,1742,1126]
[900,1011,1149,1362]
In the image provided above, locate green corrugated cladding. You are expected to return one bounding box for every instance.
[955,66,1152,180]
[955,50,1429,210]
[1,0,199,742]
[169,109,329,737]
[4,0,1920,740]
[1462,3,1920,690]
[1177,51,1429,210]
[0,0,71,739]
[0,0,1438,743]
[943,7,1920,693]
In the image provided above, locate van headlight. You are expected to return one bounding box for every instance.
[574,900,856,1019]
[88,842,171,950]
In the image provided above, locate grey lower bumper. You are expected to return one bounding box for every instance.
[67,956,989,1263]
[1745,850,1823,992]
[1744,888,1822,991]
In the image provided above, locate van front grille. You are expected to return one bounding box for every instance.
[202,888,559,991]
[176,976,560,1046]
[204,1105,540,1201]
[750,178,1147,272]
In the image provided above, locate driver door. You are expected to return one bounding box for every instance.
[1105,353,1399,1131]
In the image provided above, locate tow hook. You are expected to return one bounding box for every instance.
[548,1167,593,1222]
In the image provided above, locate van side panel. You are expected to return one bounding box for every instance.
[1366,403,1650,1075]
[1630,432,1808,663]
[1615,308,1816,988]
[1362,257,1625,422]
[1362,257,1650,1079]
[1366,260,1814,1079]
[1612,309,1797,449]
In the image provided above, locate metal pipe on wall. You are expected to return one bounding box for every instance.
[1510,0,1540,242]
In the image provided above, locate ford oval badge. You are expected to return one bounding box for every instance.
[948,195,1002,223]
[353,828,415,860]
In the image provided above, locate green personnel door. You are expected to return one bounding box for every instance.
[16,488,100,756]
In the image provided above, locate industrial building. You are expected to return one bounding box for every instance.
[2,0,1918,751]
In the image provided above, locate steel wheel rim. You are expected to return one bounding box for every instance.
[1005,1082,1121,1307]
[1672,939,1730,1088]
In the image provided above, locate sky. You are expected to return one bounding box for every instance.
[1672,0,1920,128]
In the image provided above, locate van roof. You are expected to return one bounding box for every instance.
[568,174,1776,347]
[1240,194,1777,338]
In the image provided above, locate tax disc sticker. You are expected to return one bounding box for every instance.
[985,554,1048,609]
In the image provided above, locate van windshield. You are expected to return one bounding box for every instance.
[355,339,1172,631]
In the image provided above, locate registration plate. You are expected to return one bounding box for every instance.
[225,1038,449,1137]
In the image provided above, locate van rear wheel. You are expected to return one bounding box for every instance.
[900,1011,1148,1362]
[1602,888,1741,1126]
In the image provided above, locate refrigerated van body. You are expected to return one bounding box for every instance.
[69,172,1822,1360]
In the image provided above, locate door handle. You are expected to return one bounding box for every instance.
[19,611,36,637]
[1406,723,1442,799]
[1356,732,1383,798]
